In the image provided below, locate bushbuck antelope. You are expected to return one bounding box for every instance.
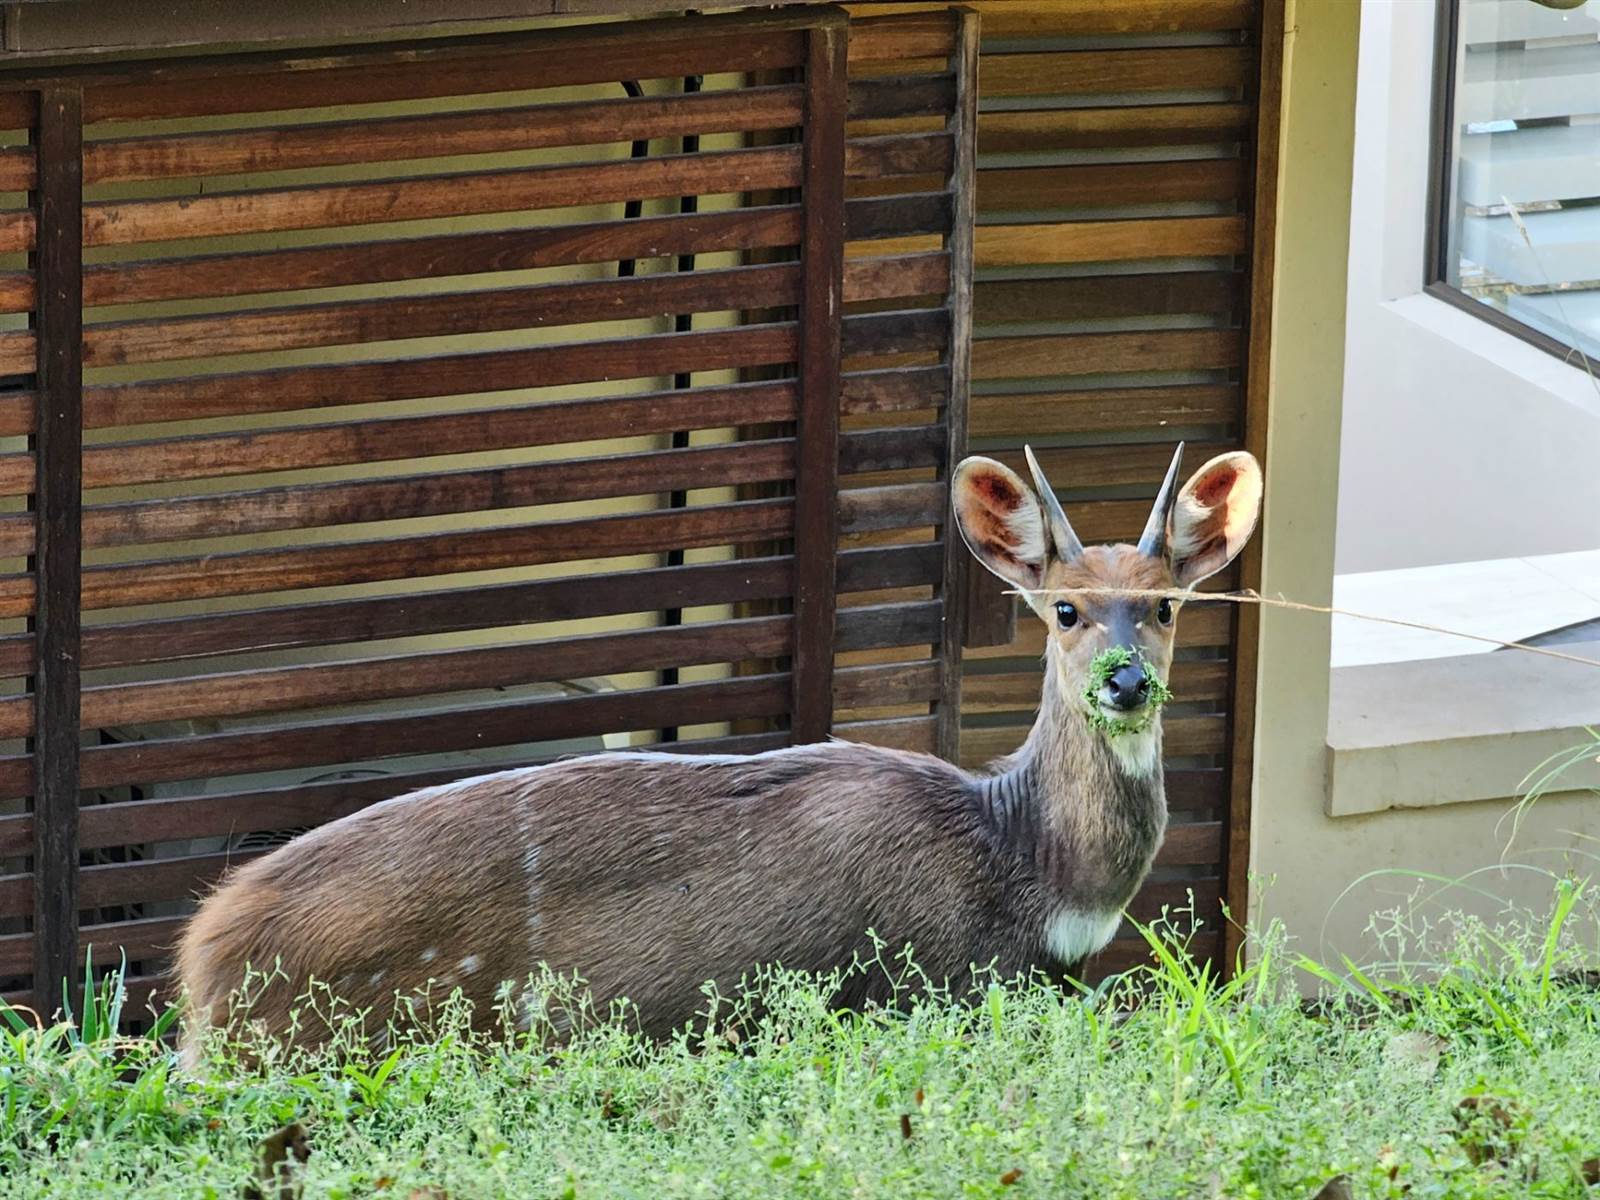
[175,443,1261,1063]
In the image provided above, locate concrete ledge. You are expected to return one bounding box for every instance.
[1326,639,1600,816]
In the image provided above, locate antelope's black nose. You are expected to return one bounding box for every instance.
[1105,664,1150,711]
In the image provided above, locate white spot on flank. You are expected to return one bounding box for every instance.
[420,947,438,964]
[523,843,544,940]
[458,954,482,976]
[1044,907,1122,965]
[368,971,385,987]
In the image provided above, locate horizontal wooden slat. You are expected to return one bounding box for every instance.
[837,481,945,535]
[842,307,949,358]
[1164,767,1227,815]
[0,544,943,680]
[975,272,1240,323]
[980,159,1246,212]
[1,436,803,558]
[845,132,953,180]
[963,603,1234,660]
[976,216,1248,267]
[62,223,934,372]
[75,378,797,491]
[0,450,29,497]
[59,145,804,251]
[844,1,1252,37]
[835,599,943,652]
[0,92,36,130]
[81,260,801,369]
[960,658,1228,714]
[0,272,32,315]
[1157,819,1225,866]
[970,385,1238,437]
[973,330,1240,379]
[72,19,808,122]
[0,425,926,563]
[0,487,945,621]
[844,438,1228,492]
[834,713,938,753]
[995,440,1238,490]
[979,104,1252,154]
[0,613,802,740]
[0,673,800,797]
[84,85,805,185]
[847,73,956,121]
[848,13,956,63]
[833,659,940,709]
[0,917,183,978]
[0,498,801,620]
[0,331,33,376]
[980,47,1252,99]
[71,204,804,315]
[80,322,797,430]
[841,364,949,414]
[844,190,951,241]
[0,147,30,192]
[839,424,944,475]
[844,251,950,304]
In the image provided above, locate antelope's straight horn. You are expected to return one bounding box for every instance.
[1023,445,1084,562]
[1136,442,1185,559]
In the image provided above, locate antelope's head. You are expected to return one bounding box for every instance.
[952,444,1263,747]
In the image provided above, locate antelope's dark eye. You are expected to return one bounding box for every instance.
[1157,597,1174,626]
[1055,601,1078,630]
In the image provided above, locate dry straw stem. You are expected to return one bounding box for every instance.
[1004,585,1600,671]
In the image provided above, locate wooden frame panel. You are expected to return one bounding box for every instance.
[29,86,84,1023]
[0,4,982,1026]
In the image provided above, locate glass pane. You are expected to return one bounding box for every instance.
[1441,0,1600,363]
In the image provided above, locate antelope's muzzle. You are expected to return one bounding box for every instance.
[1103,661,1150,712]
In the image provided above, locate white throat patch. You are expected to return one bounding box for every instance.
[1044,906,1123,966]
[1103,724,1161,777]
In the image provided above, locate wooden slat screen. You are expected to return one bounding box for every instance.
[0,6,984,1024]
[825,11,973,762]
[847,0,1271,981]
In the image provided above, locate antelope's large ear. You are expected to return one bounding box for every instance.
[952,456,1051,612]
[1169,451,1263,587]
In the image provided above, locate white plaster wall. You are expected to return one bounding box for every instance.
[1336,0,1600,576]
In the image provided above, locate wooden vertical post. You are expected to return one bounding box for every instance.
[789,13,845,745]
[31,85,83,1019]
[1221,0,1283,976]
[933,8,978,763]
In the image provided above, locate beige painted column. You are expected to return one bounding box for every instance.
[1246,0,1358,947]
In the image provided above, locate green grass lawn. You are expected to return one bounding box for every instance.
[3,890,1598,1200]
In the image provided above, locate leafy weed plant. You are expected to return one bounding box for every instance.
[1,903,1597,1199]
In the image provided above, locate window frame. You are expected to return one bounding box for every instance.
[1424,0,1598,366]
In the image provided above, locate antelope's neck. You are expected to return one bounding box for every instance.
[979,643,1168,912]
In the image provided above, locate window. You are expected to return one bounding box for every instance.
[1428,0,1600,365]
